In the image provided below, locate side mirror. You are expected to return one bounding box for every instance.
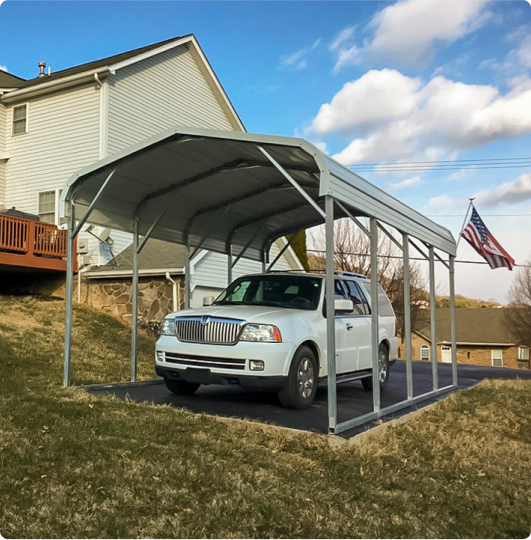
[334,299,354,313]
[202,296,215,306]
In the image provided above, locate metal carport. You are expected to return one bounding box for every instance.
[60,126,458,436]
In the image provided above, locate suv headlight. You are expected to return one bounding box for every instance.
[239,324,282,342]
[161,318,176,336]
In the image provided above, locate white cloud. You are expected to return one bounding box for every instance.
[330,27,355,51]
[280,39,321,70]
[386,176,421,191]
[334,0,492,70]
[447,168,476,182]
[308,69,531,165]
[427,194,461,214]
[475,171,531,207]
[0,65,7,72]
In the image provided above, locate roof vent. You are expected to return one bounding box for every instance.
[38,61,46,77]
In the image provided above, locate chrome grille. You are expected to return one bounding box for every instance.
[174,316,245,345]
[164,352,246,370]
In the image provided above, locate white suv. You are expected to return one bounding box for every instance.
[155,272,398,409]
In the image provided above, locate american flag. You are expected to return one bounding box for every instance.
[461,207,515,270]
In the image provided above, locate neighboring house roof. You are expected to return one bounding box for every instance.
[86,238,187,278]
[13,35,187,90]
[416,308,515,346]
[0,70,26,89]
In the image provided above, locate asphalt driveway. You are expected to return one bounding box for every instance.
[88,361,531,438]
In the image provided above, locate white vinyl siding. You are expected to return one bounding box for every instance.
[5,85,101,216]
[0,104,5,207]
[491,349,503,367]
[107,45,239,155]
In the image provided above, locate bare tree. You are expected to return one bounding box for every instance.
[307,219,429,340]
[503,258,531,347]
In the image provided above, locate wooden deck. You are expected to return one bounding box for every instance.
[0,214,74,272]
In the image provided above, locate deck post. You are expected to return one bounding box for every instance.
[63,200,75,388]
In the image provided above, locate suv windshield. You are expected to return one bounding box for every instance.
[214,274,322,310]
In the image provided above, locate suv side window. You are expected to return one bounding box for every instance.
[344,280,370,315]
[334,280,348,299]
[362,283,395,317]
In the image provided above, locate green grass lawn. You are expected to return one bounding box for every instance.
[1,295,530,538]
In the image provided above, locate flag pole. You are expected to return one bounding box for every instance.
[455,197,475,250]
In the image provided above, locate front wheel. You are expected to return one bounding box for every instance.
[362,344,389,391]
[278,346,318,409]
[164,378,200,395]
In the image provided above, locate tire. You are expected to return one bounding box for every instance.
[278,346,318,409]
[362,344,390,391]
[164,378,200,395]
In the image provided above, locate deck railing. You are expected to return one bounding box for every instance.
[0,214,68,260]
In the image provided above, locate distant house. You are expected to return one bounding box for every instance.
[409,308,530,370]
[0,35,301,303]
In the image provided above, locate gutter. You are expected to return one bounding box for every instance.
[0,67,111,104]
[84,268,184,279]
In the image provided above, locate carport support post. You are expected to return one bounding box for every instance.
[449,255,458,387]
[227,244,233,285]
[131,217,139,383]
[402,233,413,400]
[429,246,438,391]
[370,217,380,413]
[63,200,75,388]
[325,195,337,434]
[185,236,191,309]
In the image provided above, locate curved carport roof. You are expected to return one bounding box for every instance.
[60,127,455,259]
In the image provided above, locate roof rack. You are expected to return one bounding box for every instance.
[333,270,368,279]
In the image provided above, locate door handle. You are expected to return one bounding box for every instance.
[346,323,353,330]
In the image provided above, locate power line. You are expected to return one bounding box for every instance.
[348,156,531,173]
[307,249,530,267]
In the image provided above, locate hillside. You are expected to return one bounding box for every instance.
[0,295,530,538]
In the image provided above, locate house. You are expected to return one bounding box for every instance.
[0,35,302,301]
[409,308,530,370]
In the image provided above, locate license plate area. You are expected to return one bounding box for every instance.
[185,367,211,385]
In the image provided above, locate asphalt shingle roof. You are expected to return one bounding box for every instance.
[418,308,513,345]
[0,70,26,88]
[11,35,188,91]
[89,238,187,274]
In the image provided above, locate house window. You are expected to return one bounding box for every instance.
[38,191,56,224]
[518,347,530,361]
[420,344,430,361]
[13,104,28,135]
[491,350,503,368]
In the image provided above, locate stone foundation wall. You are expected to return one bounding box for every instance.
[84,276,185,323]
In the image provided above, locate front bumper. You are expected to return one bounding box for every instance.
[155,335,296,389]
[155,364,288,390]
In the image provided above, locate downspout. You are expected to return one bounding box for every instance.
[166,272,179,312]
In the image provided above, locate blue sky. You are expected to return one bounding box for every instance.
[1,0,530,302]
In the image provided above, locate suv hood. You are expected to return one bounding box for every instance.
[167,305,313,323]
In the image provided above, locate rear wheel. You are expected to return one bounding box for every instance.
[164,378,200,395]
[362,344,389,391]
[278,346,318,409]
